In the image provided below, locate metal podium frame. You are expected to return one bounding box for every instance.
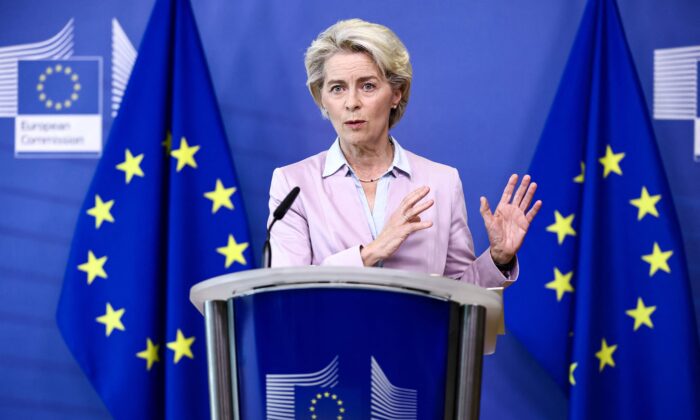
[190,266,504,420]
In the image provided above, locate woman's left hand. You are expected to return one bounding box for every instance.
[480,174,542,265]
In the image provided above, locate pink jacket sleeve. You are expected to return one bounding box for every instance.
[444,171,519,288]
[268,168,364,267]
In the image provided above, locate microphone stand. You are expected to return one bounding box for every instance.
[262,186,300,268]
[262,220,277,268]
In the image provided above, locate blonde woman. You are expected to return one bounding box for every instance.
[267,19,541,287]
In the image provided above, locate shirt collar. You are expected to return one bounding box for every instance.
[322,136,412,178]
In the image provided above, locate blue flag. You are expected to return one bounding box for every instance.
[56,0,253,417]
[18,59,100,115]
[506,0,700,418]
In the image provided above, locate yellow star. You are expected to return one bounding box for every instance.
[96,303,125,336]
[77,250,108,285]
[598,145,625,178]
[595,338,617,372]
[162,132,172,152]
[569,362,577,386]
[86,194,115,229]
[170,136,200,172]
[546,211,576,245]
[641,242,673,276]
[166,329,195,363]
[545,268,574,301]
[217,234,249,268]
[573,162,585,184]
[204,179,237,213]
[115,149,145,184]
[625,297,656,331]
[136,338,160,370]
[629,186,661,221]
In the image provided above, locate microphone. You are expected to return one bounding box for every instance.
[263,186,300,268]
[273,186,300,220]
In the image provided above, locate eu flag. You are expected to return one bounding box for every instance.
[506,0,700,418]
[18,59,100,115]
[56,0,253,418]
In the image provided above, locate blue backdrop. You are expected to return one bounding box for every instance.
[0,0,698,418]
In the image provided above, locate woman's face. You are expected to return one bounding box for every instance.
[320,52,401,148]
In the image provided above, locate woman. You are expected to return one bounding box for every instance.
[268,19,541,288]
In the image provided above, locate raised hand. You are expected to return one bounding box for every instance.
[361,186,434,266]
[480,174,542,265]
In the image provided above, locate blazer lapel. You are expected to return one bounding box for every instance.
[386,171,414,219]
[322,171,373,248]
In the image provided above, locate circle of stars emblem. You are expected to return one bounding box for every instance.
[309,391,345,419]
[36,64,81,111]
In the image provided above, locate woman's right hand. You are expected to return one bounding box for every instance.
[361,186,434,266]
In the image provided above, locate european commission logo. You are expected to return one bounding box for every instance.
[0,19,136,157]
[266,356,418,419]
[653,45,700,162]
[15,59,102,156]
[19,60,99,115]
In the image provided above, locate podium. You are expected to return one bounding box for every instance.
[190,267,504,420]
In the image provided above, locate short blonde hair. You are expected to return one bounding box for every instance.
[304,19,412,129]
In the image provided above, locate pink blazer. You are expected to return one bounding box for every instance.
[267,149,517,288]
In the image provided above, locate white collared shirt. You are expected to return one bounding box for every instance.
[322,136,412,240]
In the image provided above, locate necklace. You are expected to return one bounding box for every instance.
[355,140,394,183]
[357,175,382,183]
